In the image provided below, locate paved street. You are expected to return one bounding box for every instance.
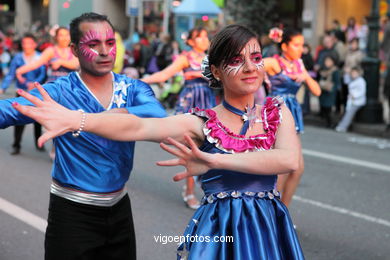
[0,117,390,259]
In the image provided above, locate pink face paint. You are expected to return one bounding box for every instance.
[78,28,117,62]
[106,29,116,59]
[223,43,263,76]
[79,30,101,62]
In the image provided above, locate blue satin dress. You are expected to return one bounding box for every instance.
[177,97,304,260]
[174,51,216,114]
[268,56,304,133]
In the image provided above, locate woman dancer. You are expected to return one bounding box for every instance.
[143,28,216,209]
[14,24,304,259]
[264,29,321,208]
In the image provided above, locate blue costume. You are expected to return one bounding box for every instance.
[1,52,46,91]
[268,55,305,133]
[1,51,47,154]
[0,71,166,194]
[177,97,304,260]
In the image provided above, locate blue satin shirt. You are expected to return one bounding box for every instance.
[0,71,166,193]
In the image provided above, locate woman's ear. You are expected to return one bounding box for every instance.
[281,43,287,53]
[211,65,221,81]
[187,39,195,48]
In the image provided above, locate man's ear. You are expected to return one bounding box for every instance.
[70,43,79,58]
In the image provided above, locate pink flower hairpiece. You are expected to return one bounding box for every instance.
[268,28,283,43]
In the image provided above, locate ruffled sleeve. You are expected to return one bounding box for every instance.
[262,96,284,134]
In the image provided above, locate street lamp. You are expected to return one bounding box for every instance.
[357,0,383,123]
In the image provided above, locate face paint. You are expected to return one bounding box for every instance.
[79,30,101,62]
[106,29,116,59]
[78,29,116,62]
[224,42,263,76]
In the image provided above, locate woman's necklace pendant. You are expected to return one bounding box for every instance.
[242,105,258,129]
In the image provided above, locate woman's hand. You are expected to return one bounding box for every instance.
[50,59,63,70]
[15,69,26,83]
[12,82,81,147]
[157,135,216,181]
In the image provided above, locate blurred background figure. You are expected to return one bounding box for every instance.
[335,67,366,132]
[301,43,316,115]
[0,33,46,155]
[381,13,390,131]
[143,27,215,210]
[264,29,321,208]
[15,26,79,160]
[318,55,341,128]
[113,31,125,74]
[0,39,11,77]
[344,17,359,43]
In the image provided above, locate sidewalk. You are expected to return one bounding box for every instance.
[303,113,390,139]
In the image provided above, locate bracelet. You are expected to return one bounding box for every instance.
[72,109,86,138]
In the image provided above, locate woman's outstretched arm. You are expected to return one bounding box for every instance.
[16,47,54,81]
[50,55,79,70]
[142,55,187,84]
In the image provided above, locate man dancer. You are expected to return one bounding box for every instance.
[0,13,166,260]
[0,33,46,154]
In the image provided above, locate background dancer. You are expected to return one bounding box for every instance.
[16,26,79,160]
[0,33,46,155]
[264,29,321,208]
[143,27,216,210]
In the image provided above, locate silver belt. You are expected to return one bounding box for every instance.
[50,181,127,207]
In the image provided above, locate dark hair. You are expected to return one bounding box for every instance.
[351,66,362,74]
[186,27,206,46]
[22,33,37,42]
[69,12,115,45]
[280,28,302,47]
[208,24,259,88]
[349,37,359,44]
[324,53,338,65]
[303,43,311,50]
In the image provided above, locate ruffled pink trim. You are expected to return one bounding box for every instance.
[190,97,283,153]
